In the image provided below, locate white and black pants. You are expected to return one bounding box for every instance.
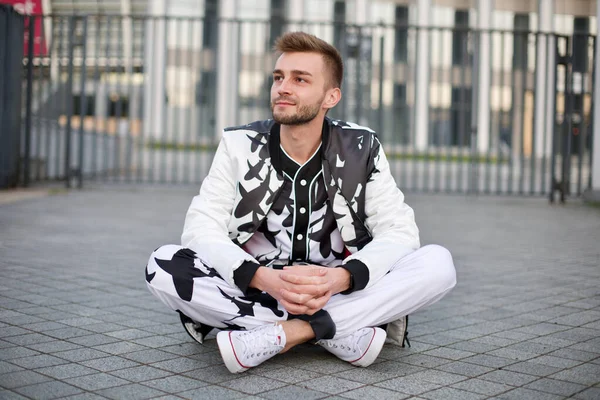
[145,244,456,340]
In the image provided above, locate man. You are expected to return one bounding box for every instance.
[146,32,456,374]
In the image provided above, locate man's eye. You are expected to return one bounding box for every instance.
[273,76,282,81]
[296,78,305,83]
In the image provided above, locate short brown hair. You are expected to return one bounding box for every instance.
[274,32,344,89]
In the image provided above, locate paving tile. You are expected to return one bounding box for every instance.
[495,387,564,400]
[463,354,515,368]
[131,335,184,348]
[108,365,173,382]
[524,377,587,397]
[365,360,425,377]
[34,363,98,379]
[67,334,121,347]
[478,370,539,386]
[222,375,288,394]
[120,349,179,363]
[399,354,451,368]
[254,366,322,384]
[182,364,239,384]
[52,347,110,362]
[27,340,82,353]
[375,376,441,395]
[298,376,363,395]
[150,357,208,373]
[574,387,600,399]
[404,370,467,386]
[58,394,108,400]
[422,347,475,360]
[3,333,56,346]
[435,361,494,377]
[65,373,131,391]
[0,389,29,399]
[420,387,487,400]
[8,354,68,369]
[178,385,247,399]
[339,385,410,400]
[0,370,53,389]
[549,364,600,386]
[92,342,147,355]
[142,375,208,393]
[80,355,141,372]
[0,361,23,374]
[452,378,514,396]
[44,327,93,340]
[96,383,167,400]
[529,355,582,368]
[13,380,83,400]
[502,361,562,377]
[0,346,40,360]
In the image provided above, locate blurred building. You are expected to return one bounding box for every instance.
[37,0,598,157]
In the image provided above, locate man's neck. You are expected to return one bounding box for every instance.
[279,117,324,165]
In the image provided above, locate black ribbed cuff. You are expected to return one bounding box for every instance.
[339,260,369,294]
[290,309,336,340]
[233,261,262,296]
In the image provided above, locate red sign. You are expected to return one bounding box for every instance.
[1,0,48,56]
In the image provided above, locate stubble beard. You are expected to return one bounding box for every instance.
[271,97,324,126]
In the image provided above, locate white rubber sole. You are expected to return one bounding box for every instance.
[351,327,387,367]
[216,331,248,374]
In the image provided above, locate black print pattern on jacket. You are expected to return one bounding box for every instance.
[242,141,345,266]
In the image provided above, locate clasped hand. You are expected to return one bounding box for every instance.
[253,265,350,316]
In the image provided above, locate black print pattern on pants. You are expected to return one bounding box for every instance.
[153,248,218,302]
[218,287,285,322]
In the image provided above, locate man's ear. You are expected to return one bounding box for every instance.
[323,87,342,110]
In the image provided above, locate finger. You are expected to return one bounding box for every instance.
[304,292,332,310]
[280,272,328,286]
[280,289,312,305]
[279,298,309,315]
[282,266,327,276]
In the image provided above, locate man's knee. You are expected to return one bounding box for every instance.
[421,244,457,291]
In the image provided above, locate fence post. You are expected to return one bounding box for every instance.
[23,15,35,187]
[0,5,25,189]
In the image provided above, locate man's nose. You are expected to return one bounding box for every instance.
[277,78,292,95]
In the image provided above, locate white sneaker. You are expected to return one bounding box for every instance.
[385,315,410,347]
[317,327,386,367]
[216,324,285,373]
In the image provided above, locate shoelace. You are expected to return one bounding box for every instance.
[322,329,371,354]
[238,328,283,359]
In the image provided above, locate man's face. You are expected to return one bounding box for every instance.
[270,52,330,126]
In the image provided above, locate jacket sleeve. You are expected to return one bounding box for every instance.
[342,138,420,290]
[181,136,260,289]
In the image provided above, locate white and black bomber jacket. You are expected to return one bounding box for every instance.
[181,117,420,294]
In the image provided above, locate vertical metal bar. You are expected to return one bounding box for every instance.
[541,33,550,195]
[149,17,158,183]
[519,30,527,195]
[137,16,147,183]
[159,16,170,183]
[55,17,66,180]
[112,17,123,182]
[457,26,468,193]
[173,18,183,184]
[23,15,36,187]
[124,16,134,184]
[562,37,574,202]
[194,16,202,184]
[377,34,385,141]
[411,26,419,191]
[496,31,505,194]
[576,36,590,195]
[355,26,363,125]
[43,16,52,181]
[91,16,101,180]
[34,18,44,182]
[469,29,480,195]
[443,27,452,193]
[588,35,596,191]
[103,16,112,181]
[485,30,494,194]
[77,17,88,189]
[530,32,538,194]
[183,17,193,185]
[64,16,76,188]
[423,26,432,192]
[549,36,561,203]
[432,28,452,192]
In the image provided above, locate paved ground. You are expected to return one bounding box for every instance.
[0,185,599,400]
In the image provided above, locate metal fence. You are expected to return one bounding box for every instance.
[13,14,597,200]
